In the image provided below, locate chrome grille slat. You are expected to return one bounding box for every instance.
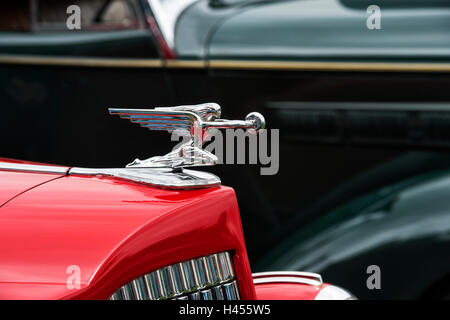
[212,286,224,300]
[146,272,159,299]
[173,262,189,293]
[155,269,168,299]
[183,259,200,291]
[109,252,240,300]
[189,292,201,300]
[166,265,180,296]
[207,254,221,284]
[200,289,213,300]
[131,278,147,300]
[223,281,240,300]
[201,257,213,285]
[119,283,134,300]
[195,257,209,287]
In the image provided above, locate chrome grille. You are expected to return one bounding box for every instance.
[109,252,240,300]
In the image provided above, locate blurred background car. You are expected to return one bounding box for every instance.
[1,0,450,299]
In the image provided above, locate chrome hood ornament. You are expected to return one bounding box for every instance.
[109,103,265,169]
[69,103,265,190]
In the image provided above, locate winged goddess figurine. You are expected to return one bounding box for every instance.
[109,103,265,170]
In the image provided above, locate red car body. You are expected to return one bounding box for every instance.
[0,158,351,300]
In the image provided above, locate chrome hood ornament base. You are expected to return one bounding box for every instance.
[109,103,265,169]
[68,167,221,189]
[127,144,218,169]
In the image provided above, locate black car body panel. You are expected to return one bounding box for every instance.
[255,167,450,299]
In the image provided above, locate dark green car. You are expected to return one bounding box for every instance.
[1,0,450,299]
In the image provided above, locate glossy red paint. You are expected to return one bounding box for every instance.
[0,160,334,300]
[0,172,256,300]
[255,282,324,300]
[0,171,65,206]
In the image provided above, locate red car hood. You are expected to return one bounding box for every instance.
[0,161,254,300]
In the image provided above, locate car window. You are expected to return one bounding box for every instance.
[209,0,450,61]
[0,1,32,32]
[0,0,162,58]
[0,0,144,32]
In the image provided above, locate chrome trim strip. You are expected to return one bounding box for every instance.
[0,54,163,68]
[253,271,322,283]
[0,162,69,174]
[1,54,450,72]
[268,101,450,112]
[252,271,323,287]
[68,167,220,190]
[166,59,206,68]
[208,60,450,73]
[253,276,321,287]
